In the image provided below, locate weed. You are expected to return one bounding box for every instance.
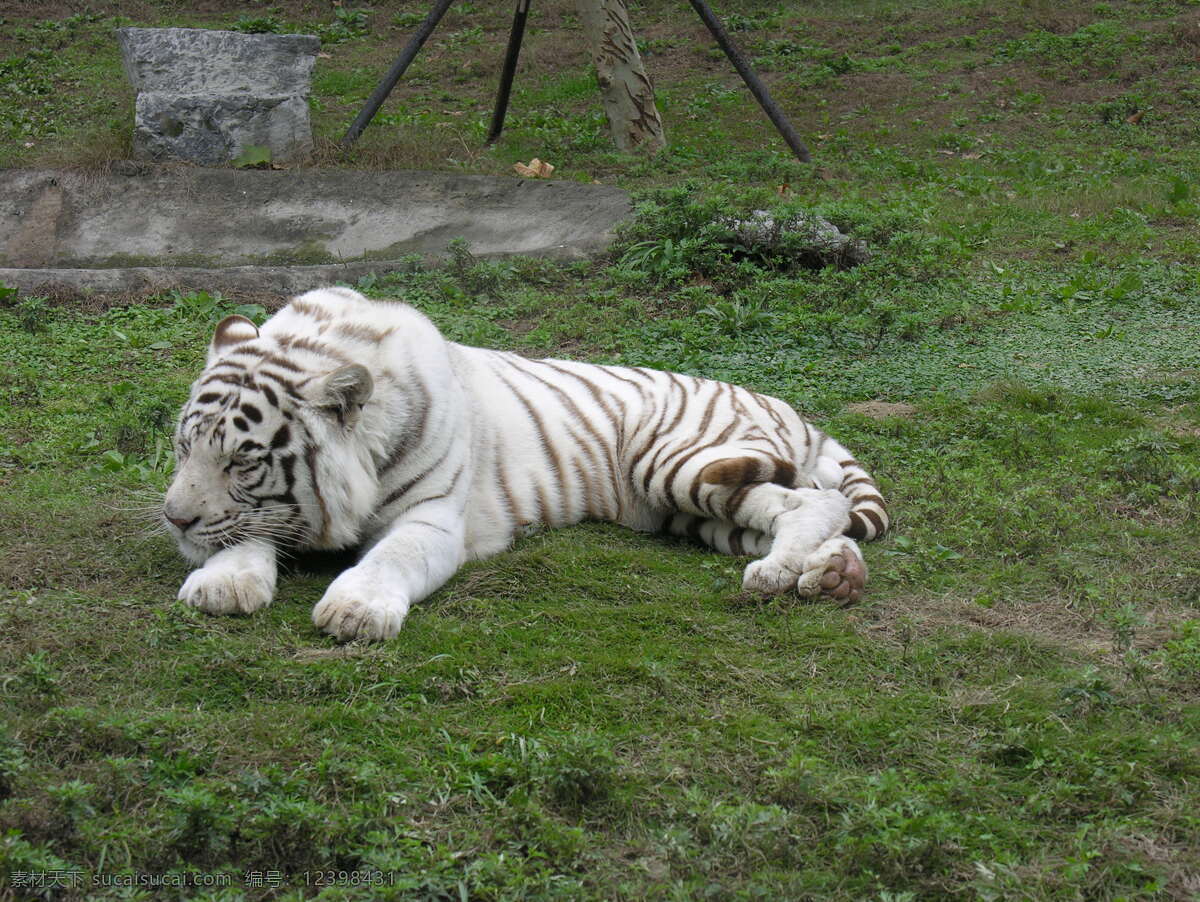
[162,785,235,863]
[996,22,1144,79]
[14,297,51,333]
[0,832,76,901]
[0,732,27,801]
[1106,431,1199,498]
[1060,670,1118,714]
[1165,175,1192,207]
[94,438,174,483]
[698,295,775,334]
[446,238,518,298]
[20,652,59,696]
[231,14,283,34]
[169,289,267,326]
[393,11,426,28]
[529,734,617,812]
[316,8,371,45]
[45,779,96,833]
[617,237,704,285]
[1161,620,1200,686]
[1108,603,1154,703]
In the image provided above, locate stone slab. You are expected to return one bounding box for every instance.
[116,28,319,95]
[117,28,318,165]
[0,167,633,296]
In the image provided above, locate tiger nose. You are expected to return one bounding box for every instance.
[164,503,199,532]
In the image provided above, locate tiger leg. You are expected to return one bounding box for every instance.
[655,450,867,600]
[724,482,865,599]
[312,500,467,641]
[662,513,772,557]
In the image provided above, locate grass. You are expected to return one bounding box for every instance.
[3,0,1200,899]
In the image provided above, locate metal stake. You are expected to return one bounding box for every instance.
[486,0,532,144]
[342,0,458,146]
[686,0,811,163]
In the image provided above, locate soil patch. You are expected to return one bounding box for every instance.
[845,400,918,419]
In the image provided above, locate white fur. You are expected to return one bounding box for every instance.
[165,288,886,640]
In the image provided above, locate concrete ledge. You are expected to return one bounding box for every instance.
[1,262,418,297]
[0,167,632,295]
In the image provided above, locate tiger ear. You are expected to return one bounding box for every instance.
[315,364,373,427]
[208,314,259,363]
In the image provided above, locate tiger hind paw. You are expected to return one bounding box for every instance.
[795,537,866,604]
[742,537,866,602]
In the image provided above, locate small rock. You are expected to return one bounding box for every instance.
[723,209,870,269]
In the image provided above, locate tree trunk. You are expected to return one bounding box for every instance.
[575,0,665,154]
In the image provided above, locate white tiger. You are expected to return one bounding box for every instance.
[164,287,888,641]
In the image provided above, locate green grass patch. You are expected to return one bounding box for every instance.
[2,0,1200,898]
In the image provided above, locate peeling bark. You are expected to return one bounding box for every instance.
[575,0,665,154]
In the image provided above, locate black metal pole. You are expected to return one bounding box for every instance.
[686,0,811,163]
[342,0,458,146]
[486,0,532,144]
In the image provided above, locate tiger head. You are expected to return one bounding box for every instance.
[164,314,375,565]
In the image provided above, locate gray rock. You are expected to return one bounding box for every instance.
[724,209,870,268]
[116,28,318,165]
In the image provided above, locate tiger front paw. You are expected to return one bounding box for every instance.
[795,537,866,604]
[178,567,274,615]
[312,569,410,642]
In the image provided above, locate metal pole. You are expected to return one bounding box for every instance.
[486,0,532,144]
[686,0,811,163]
[342,0,458,146]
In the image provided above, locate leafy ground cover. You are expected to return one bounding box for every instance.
[2,0,1200,899]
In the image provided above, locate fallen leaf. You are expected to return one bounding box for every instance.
[514,157,554,178]
[1126,110,1144,125]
